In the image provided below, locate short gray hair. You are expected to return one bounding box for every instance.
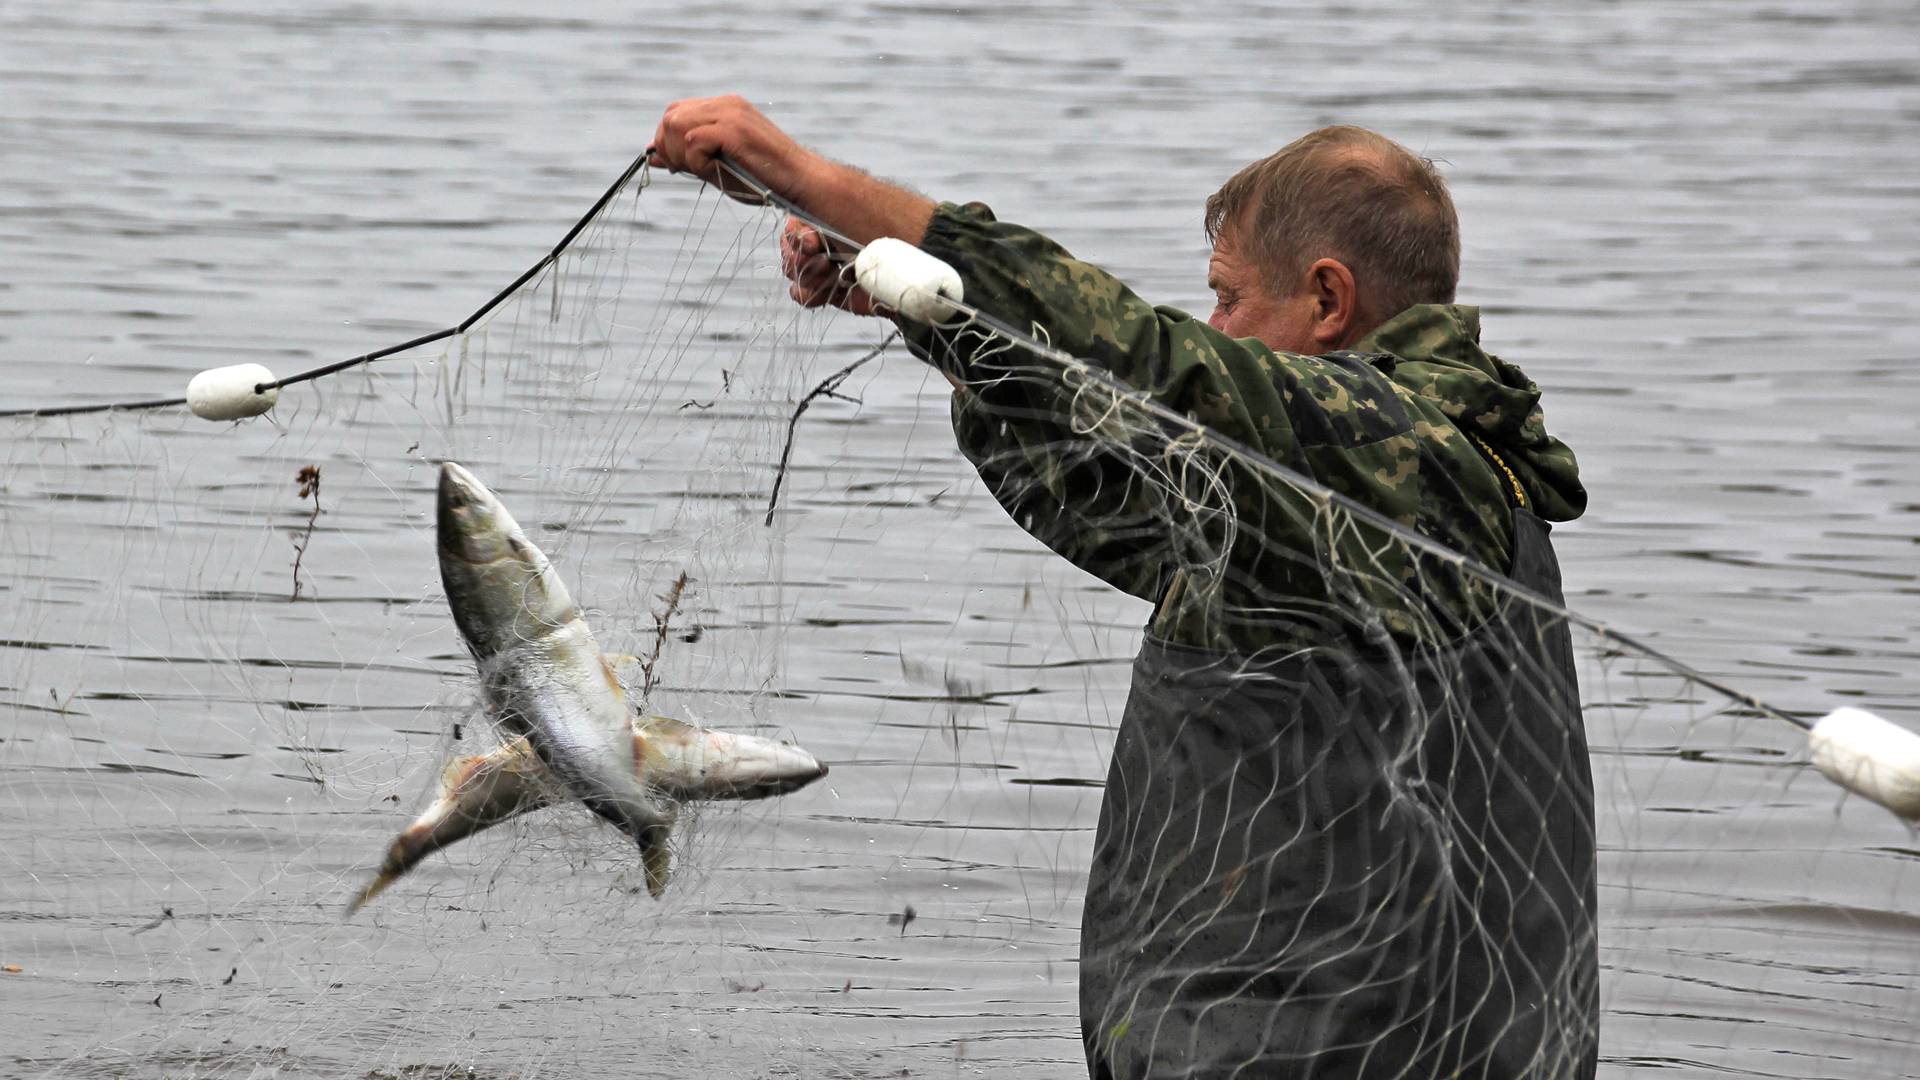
[1204,126,1460,327]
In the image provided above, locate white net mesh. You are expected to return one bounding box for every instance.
[2,158,1916,1079]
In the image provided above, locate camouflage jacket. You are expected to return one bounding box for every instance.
[904,201,1586,653]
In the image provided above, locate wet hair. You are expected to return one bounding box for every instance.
[1204,126,1460,328]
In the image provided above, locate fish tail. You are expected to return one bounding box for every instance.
[345,831,422,917]
[345,874,396,918]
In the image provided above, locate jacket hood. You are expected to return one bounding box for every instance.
[1354,304,1586,522]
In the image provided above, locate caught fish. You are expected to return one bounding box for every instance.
[348,463,827,913]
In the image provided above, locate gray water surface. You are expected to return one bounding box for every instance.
[2,2,1918,1077]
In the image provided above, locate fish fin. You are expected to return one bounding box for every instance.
[640,824,673,899]
[597,653,627,699]
[496,735,544,777]
[439,753,489,791]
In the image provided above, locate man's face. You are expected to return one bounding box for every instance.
[1205,226,1319,355]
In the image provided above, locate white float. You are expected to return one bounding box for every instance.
[854,237,964,324]
[186,363,279,421]
[1808,706,1920,821]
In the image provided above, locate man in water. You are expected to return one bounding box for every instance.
[652,96,1597,1080]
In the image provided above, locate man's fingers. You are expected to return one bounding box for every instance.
[789,264,838,309]
[651,95,820,207]
[653,103,700,174]
[781,217,822,257]
[779,240,813,281]
[682,123,772,203]
[789,251,871,311]
[780,221,830,278]
[778,218,877,315]
[655,96,769,197]
[652,98,727,175]
[790,259,841,308]
[790,281,829,309]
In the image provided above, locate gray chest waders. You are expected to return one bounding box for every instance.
[1081,508,1598,1080]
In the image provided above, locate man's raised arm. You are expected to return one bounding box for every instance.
[645,95,1303,605]
[650,95,933,249]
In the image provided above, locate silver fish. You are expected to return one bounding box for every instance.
[348,462,826,912]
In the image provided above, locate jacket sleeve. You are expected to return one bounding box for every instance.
[901,201,1308,602]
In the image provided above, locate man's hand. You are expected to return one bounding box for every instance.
[781,218,876,316]
[649,94,939,318]
[650,95,825,206]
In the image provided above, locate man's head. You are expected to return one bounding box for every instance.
[1204,126,1459,354]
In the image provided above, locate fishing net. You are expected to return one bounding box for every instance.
[1,160,853,1078]
[2,154,1915,1080]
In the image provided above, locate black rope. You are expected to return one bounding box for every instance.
[260,328,459,394]
[0,395,191,420]
[1,148,656,418]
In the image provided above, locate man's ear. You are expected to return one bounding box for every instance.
[1305,258,1359,349]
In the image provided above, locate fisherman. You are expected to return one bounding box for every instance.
[651,96,1598,1079]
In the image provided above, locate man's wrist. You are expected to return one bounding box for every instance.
[784,152,842,222]
[786,157,935,248]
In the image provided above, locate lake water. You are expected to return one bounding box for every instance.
[2,1,1917,1077]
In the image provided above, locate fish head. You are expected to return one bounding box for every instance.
[437,462,580,660]
[639,717,830,801]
